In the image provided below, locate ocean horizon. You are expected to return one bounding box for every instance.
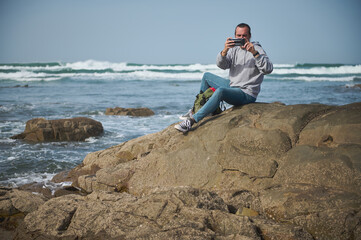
[1,60,361,189]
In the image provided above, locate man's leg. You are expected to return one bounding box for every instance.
[180,72,230,120]
[193,87,255,122]
[199,72,230,93]
[175,87,255,133]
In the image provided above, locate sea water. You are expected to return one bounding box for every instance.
[0,60,360,187]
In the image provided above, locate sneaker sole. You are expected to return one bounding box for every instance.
[174,124,188,133]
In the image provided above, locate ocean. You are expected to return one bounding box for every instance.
[1,60,360,189]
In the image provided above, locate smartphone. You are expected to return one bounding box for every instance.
[232,38,246,46]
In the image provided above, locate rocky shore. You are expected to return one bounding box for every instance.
[1,102,360,239]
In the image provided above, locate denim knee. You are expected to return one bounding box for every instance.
[203,72,212,78]
[213,87,225,100]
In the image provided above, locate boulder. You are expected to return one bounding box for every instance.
[11,117,103,142]
[105,107,155,116]
[17,182,53,199]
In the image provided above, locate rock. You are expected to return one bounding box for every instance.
[0,187,46,234]
[51,170,71,183]
[298,102,361,147]
[52,163,101,188]
[20,187,262,239]
[259,184,361,240]
[236,207,259,217]
[251,216,314,240]
[346,84,361,89]
[17,182,52,199]
[273,145,361,192]
[105,107,155,116]
[60,102,361,239]
[53,186,86,198]
[11,117,103,142]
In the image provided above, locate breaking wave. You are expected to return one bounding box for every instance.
[0,60,360,82]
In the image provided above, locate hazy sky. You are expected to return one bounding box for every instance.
[1,0,360,64]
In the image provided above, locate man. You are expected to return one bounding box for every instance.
[175,23,273,133]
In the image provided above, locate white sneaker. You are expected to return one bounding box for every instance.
[179,109,193,120]
[174,118,195,133]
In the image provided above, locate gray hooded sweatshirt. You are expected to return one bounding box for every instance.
[216,41,273,98]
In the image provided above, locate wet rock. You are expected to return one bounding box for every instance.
[53,186,85,198]
[11,117,103,142]
[18,182,52,199]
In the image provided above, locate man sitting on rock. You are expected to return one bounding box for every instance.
[175,23,273,133]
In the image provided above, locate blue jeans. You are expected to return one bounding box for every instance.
[193,72,256,122]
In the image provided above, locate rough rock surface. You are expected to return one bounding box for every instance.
[11,117,103,142]
[6,102,361,239]
[17,187,313,240]
[105,107,155,116]
[0,187,46,238]
[52,102,361,240]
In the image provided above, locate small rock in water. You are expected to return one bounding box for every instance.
[11,117,103,142]
[105,107,154,116]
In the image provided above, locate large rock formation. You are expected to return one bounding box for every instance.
[5,102,361,239]
[105,107,155,116]
[11,117,103,142]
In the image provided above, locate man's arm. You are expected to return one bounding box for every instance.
[243,40,273,74]
[253,44,273,75]
[217,38,233,70]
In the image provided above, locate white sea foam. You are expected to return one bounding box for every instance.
[0,105,11,112]
[0,138,16,144]
[85,137,98,143]
[0,104,35,113]
[65,60,127,71]
[64,60,219,72]
[0,70,62,81]
[273,64,296,68]
[1,60,359,74]
[0,64,64,72]
[0,60,216,72]
[0,172,73,195]
[267,75,358,82]
[1,60,360,82]
[0,67,228,82]
[0,60,217,72]
[272,65,361,75]
[0,60,295,72]
[0,172,57,188]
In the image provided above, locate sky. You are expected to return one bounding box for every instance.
[0,0,360,64]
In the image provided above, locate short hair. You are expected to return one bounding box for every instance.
[235,23,251,36]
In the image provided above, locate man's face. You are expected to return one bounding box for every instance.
[235,27,250,41]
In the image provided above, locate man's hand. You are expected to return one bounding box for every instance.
[221,37,234,56]
[242,39,257,55]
